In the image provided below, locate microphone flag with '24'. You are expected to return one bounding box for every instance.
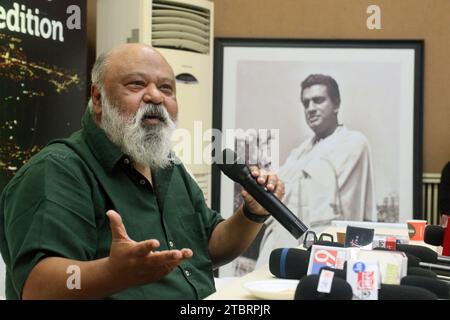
[215,148,308,239]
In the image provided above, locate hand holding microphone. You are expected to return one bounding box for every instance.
[216,149,308,239]
[240,165,284,221]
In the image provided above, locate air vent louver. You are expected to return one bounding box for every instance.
[152,1,211,54]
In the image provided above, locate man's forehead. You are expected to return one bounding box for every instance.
[303,84,329,97]
[121,71,175,83]
[107,45,174,78]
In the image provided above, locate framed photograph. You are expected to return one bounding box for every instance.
[211,38,423,276]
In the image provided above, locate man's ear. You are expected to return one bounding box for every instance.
[333,106,339,114]
[90,85,102,115]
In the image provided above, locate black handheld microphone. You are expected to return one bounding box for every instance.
[216,149,308,239]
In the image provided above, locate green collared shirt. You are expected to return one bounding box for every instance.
[0,110,224,300]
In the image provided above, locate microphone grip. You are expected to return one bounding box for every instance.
[240,173,308,239]
[419,261,450,272]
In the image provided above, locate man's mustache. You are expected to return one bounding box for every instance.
[307,112,320,120]
[139,104,170,124]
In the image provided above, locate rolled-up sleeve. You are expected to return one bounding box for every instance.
[1,150,97,298]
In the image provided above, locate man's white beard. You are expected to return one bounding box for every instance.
[99,91,176,169]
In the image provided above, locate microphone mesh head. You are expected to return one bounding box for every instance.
[424,225,445,246]
[269,248,310,279]
[397,244,438,264]
[294,274,353,300]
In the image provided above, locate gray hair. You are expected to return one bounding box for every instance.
[91,51,110,90]
[87,50,112,113]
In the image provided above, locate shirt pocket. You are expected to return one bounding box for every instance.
[178,212,208,250]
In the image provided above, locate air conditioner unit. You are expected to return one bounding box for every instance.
[96,0,214,205]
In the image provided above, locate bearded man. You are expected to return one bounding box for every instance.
[0,44,285,300]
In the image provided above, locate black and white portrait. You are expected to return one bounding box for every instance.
[213,40,423,276]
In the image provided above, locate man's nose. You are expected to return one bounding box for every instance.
[142,84,164,105]
[306,102,317,112]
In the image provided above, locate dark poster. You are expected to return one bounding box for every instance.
[0,0,87,191]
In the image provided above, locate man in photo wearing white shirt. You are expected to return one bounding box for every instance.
[257,74,376,267]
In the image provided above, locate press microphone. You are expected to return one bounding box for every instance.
[400,275,450,299]
[269,248,310,279]
[216,148,308,239]
[425,223,450,257]
[379,284,438,300]
[396,243,450,265]
[424,225,445,246]
[294,274,353,300]
[407,267,437,278]
[406,265,450,284]
[295,278,439,300]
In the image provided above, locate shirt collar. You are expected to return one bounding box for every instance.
[312,124,343,145]
[81,109,125,173]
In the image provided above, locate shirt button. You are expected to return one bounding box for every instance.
[139,179,146,185]
[169,241,174,248]
[185,270,191,277]
[123,158,130,165]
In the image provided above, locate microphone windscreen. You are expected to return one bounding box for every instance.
[404,252,421,267]
[294,274,353,300]
[269,248,310,279]
[424,225,445,246]
[306,240,344,251]
[400,275,450,299]
[379,284,438,300]
[407,267,437,278]
[396,244,438,264]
